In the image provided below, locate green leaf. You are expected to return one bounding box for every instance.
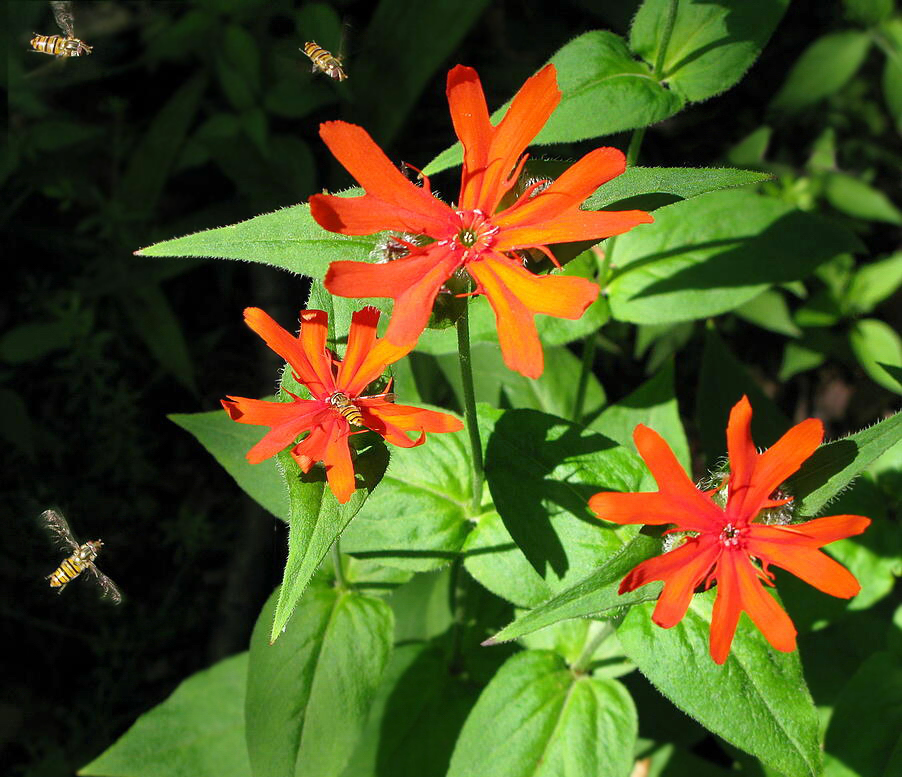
[388,568,455,644]
[883,27,902,134]
[435,343,607,426]
[590,359,690,473]
[727,126,773,167]
[79,653,251,777]
[123,285,197,393]
[793,411,902,515]
[631,0,790,102]
[354,0,490,143]
[169,408,288,520]
[825,652,902,777]
[340,642,480,777]
[464,406,647,607]
[340,411,471,572]
[849,318,902,394]
[846,252,902,313]
[424,30,684,175]
[271,447,389,641]
[771,31,872,112]
[779,339,828,382]
[415,250,609,354]
[734,288,802,337]
[824,173,902,224]
[584,166,772,211]
[607,189,863,325]
[843,0,895,26]
[489,535,662,643]
[446,650,637,777]
[696,326,790,459]
[120,75,206,219]
[136,193,378,280]
[246,585,393,777]
[0,321,74,363]
[618,590,822,777]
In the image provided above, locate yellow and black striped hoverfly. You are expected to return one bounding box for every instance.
[302,41,347,81]
[329,382,396,428]
[30,1,93,58]
[42,509,121,604]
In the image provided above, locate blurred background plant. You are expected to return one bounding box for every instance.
[2,1,899,775]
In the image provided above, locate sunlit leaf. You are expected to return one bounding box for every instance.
[631,0,790,102]
[246,586,393,777]
[271,447,388,641]
[79,653,251,777]
[446,650,637,777]
[169,408,288,520]
[607,190,863,325]
[618,590,822,777]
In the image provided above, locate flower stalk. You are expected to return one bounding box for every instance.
[457,301,484,514]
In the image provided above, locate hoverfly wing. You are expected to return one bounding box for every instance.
[40,509,80,552]
[50,0,76,38]
[84,563,123,605]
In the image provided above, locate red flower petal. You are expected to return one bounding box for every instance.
[590,492,721,533]
[323,420,356,504]
[709,552,796,664]
[289,419,356,503]
[298,310,336,397]
[290,423,331,473]
[783,514,871,545]
[747,521,868,598]
[495,207,653,252]
[633,425,723,527]
[325,245,462,348]
[360,401,463,447]
[221,396,325,464]
[726,396,823,519]
[494,147,628,226]
[456,64,560,212]
[243,308,335,398]
[652,536,723,627]
[335,307,413,397]
[467,252,598,378]
[446,66,493,206]
[309,122,450,236]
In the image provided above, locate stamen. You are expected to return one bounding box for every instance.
[719,522,743,548]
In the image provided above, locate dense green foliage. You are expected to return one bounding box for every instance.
[5,1,900,776]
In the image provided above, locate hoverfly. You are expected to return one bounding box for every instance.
[328,387,396,428]
[301,41,347,81]
[30,1,93,58]
[42,509,121,603]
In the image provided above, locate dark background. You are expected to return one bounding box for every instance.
[3,1,899,774]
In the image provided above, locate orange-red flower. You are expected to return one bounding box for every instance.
[222,306,463,504]
[309,64,653,379]
[589,396,870,664]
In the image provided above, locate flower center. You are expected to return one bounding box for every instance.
[447,209,499,259]
[719,522,745,549]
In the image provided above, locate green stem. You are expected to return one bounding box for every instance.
[457,303,484,514]
[626,128,646,166]
[572,621,615,674]
[653,0,680,79]
[331,537,348,589]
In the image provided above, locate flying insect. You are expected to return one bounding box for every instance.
[30,1,93,58]
[42,509,121,604]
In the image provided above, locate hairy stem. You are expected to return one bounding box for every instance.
[653,0,680,79]
[572,621,615,674]
[331,537,348,589]
[457,303,485,513]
